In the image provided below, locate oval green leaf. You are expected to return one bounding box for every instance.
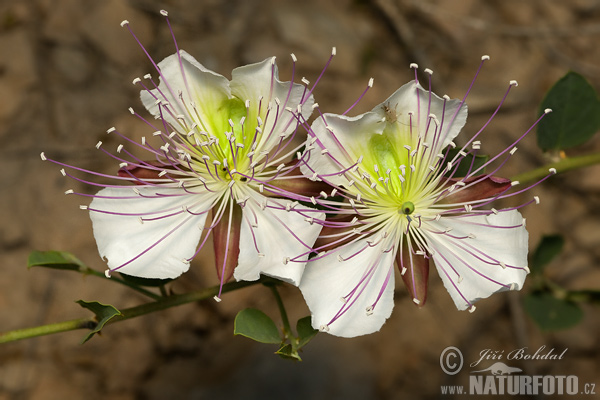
[523,292,583,331]
[28,250,88,273]
[537,71,600,151]
[530,234,564,275]
[296,316,318,349]
[234,308,281,344]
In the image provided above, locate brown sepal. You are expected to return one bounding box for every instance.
[397,242,430,307]
[212,205,242,283]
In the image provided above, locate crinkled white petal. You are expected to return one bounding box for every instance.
[299,238,396,338]
[301,112,384,187]
[426,210,528,310]
[230,58,314,157]
[234,195,324,286]
[141,50,231,134]
[373,80,468,155]
[90,186,218,279]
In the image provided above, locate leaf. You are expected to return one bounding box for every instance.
[119,272,173,287]
[530,235,564,275]
[28,250,88,273]
[537,71,600,151]
[276,344,302,361]
[76,300,122,343]
[523,292,583,331]
[296,316,318,349]
[233,308,281,344]
[444,148,488,178]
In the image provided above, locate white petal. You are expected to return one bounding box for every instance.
[141,50,231,133]
[426,210,528,310]
[89,186,217,279]
[301,112,384,187]
[230,58,314,156]
[234,195,324,286]
[299,238,396,338]
[374,80,468,155]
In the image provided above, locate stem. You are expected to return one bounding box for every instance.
[84,269,161,300]
[0,278,262,344]
[511,152,600,184]
[268,284,292,339]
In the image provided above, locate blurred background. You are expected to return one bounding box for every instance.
[1,0,599,398]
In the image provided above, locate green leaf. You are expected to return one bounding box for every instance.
[119,272,173,287]
[296,316,318,348]
[444,148,488,178]
[76,300,122,343]
[276,344,302,361]
[233,308,281,344]
[28,250,88,273]
[537,71,600,151]
[523,292,583,331]
[530,235,564,274]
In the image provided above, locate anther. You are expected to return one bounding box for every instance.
[499,262,507,269]
[331,188,338,197]
[510,147,518,155]
[40,152,47,160]
[116,144,124,153]
[120,20,129,27]
[410,63,418,69]
[79,205,88,210]
[401,266,407,275]
[119,162,127,168]
[283,257,290,265]
[549,167,557,174]
[132,77,141,85]
[524,266,530,273]
[366,306,374,316]
[412,298,421,305]
[511,181,520,186]
[510,283,516,290]
[534,196,540,204]
[368,77,374,87]
[290,53,297,62]
[509,80,518,87]
[468,305,476,313]
[424,68,433,75]
[544,108,552,114]
[213,296,222,303]
[481,55,490,61]
[337,255,344,262]
[128,107,134,115]
[105,269,112,278]
[158,170,168,177]
[332,47,337,56]
[491,208,498,215]
[60,169,66,176]
[160,9,168,16]
[64,189,74,195]
[107,127,116,134]
[319,325,330,332]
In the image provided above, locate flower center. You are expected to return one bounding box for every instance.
[400,201,415,215]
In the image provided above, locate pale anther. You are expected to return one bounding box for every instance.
[424,68,433,75]
[468,305,476,313]
[511,181,520,186]
[482,55,490,61]
[409,63,418,69]
[120,20,129,27]
[510,80,518,87]
[79,205,88,210]
[213,296,222,303]
[64,189,74,195]
[544,108,552,114]
[534,196,540,204]
[60,169,66,177]
[105,269,112,278]
[413,298,421,305]
[119,162,127,168]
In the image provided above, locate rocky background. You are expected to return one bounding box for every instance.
[1,0,600,399]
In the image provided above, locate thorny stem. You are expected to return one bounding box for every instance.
[511,152,600,184]
[0,278,264,344]
[268,284,293,339]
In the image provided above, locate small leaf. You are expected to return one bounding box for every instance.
[523,292,583,331]
[234,308,281,344]
[444,148,488,178]
[119,272,173,287]
[537,71,600,151]
[76,300,122,343]
[296,316,318,348]
[28,250,88,273]
[530,235,564,274]
[276,344,302,361]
